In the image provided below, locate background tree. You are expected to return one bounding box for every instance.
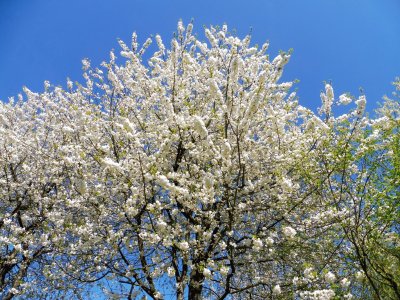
[338,79,400,299]
[304,79,400,299]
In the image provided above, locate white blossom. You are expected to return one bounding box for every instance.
[355,271,365,282]
[167,267,175,277]
[324,271,336,283]
[193,115,208,138]
[338,94,352,105]
[272,284,281,295]
[283,226,297,239]
[253,238,263,251]
[203,268,212,278]
[178,241,190,251]
[355,95,366,114]
[341,277,350,288]
[220,266,229,276]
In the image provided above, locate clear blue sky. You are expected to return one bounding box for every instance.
[1,0,399,111]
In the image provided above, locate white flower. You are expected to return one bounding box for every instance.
[283,226,297,239]
[355,95,366,113]
[253,238,263,251]
[9,288,19,295]
[304,267,314,279]
[102,157,121,171]
[325,271,336,283]
[220,266,229,276]
[157,220,167,231]
[155,35,165,51]
[67,78,73,89]
[122,117,135,132]
[338,94,352,105]
[265,237,274,246]
[221,141,231,160]
[177,20,184,34]
[272,284,281,295]
[219,241,227,249]
[193,115,208,138]
[158,175,172,189]
[82,58,90,70]
[325,84,334,101]
[341,277,350,288]
[320,83,334,115]
[178,241,190,251]
[355,271,364,282]
[167,267,175,277]
[209,79,223,101]
[344,293,353,299]
[300,289,335,300]
[62,126,74,133]
[203,268,212,278]
[40,234,49,246]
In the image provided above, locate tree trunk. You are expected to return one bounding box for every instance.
[188,268,205,300]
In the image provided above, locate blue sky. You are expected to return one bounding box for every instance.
[0,0,399,111]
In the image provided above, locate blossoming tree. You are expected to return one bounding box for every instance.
[0,22,398,300]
